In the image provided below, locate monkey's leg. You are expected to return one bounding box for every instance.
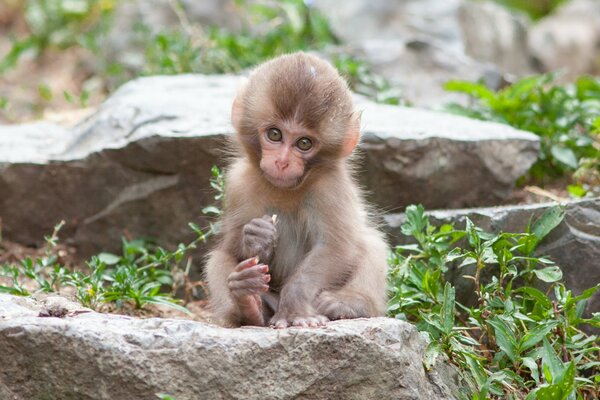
[314,288,377,320]
[315,236,388,320]
[206,251,271,326]
[270,246,333,329]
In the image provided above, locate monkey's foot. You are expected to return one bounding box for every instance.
[270,314,329,329]
[315,290,370,320]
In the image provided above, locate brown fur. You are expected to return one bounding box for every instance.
[205,52,388,328]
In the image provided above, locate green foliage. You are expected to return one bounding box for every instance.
[141,0,337,76]
[0,166,225,313]
[0,221,68,296]
[444,74,600,183]
[0,0,115,72]
[333,54,406,106]
[492,0,569,20]
[139,1,401,105]
[388,205,599,399]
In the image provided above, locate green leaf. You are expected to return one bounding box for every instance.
[401,204,427,237]
[488,317,518,362]
[97,253,120,265]
[441,283,455,334]
[550,145,578,169]
[531,206,565,244]
[566,184,587,198]
[521,357,540,385]
[202,206,221,216]
[534,266,563,283]
[536,384,566,400]
[444,80,495,102]
[541,338,564,382]
[520,321,559,351]
[517,287,552,309]
[423,341,442,370]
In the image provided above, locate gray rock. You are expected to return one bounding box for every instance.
[458,1,532,74]
[528,0,600,77]
[0,74,538,257]
[384,198,600,314]
[0,294,460,400]
[314,0,505,107]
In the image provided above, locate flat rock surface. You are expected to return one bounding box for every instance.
[0,75,538,257]
[385,198,600,314]
[0,294,459,400]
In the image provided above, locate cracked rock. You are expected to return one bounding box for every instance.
[0,75,538,258]
[0,294,460,400]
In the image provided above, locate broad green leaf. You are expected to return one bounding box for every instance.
[534,266,563,283]
[401,204,427,237]
[423,341,442,370]
[550,145,578,169]
[541,338,564,382]
[97,253,120,265]
[532,206,565,244]
[522,357,540,385]
[520,321,559,351]
[488,317,518,362]
[517,287,552,309]
[202,206,221,216]
[536,384,566,400]
[444,80,496,102]
[567,184,587,198]
[555,361,575,397]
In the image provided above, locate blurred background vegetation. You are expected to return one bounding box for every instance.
[1,0,598,193]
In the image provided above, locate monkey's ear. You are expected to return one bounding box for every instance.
[231,78,249,132]
[341,111,361,157]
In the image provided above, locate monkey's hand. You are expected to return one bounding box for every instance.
[241,215,278,262]
[228,257,271,326]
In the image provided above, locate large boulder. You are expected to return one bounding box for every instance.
[313,0,529,106]
[0,74,539,257]
[458,1,532,74]
[0,294,460,400]
[384,198,600,314]
[528,0,600,77]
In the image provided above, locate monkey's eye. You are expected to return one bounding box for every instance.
[296,137,313,151]
[266,128,282,142]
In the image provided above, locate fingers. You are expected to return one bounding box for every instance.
[229,259,270,298]
[243,220,276,237]
[228,278,269,295]
[231,263,269,279]
[234,257,260,272]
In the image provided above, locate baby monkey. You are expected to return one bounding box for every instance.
[205,52,388,328]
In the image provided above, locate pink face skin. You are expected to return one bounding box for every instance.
[258,123,319,189]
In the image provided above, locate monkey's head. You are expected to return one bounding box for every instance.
[231,52,360,189]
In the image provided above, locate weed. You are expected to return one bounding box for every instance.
[0,166,225,314]
[444,74,600,185]
[0,0,115,73]
[388,204,599,399]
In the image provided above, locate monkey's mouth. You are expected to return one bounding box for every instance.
[263,173,303,189]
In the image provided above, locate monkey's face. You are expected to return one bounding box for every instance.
[258,123,319,189]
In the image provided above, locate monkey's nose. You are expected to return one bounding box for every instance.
[275,159,289,171]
